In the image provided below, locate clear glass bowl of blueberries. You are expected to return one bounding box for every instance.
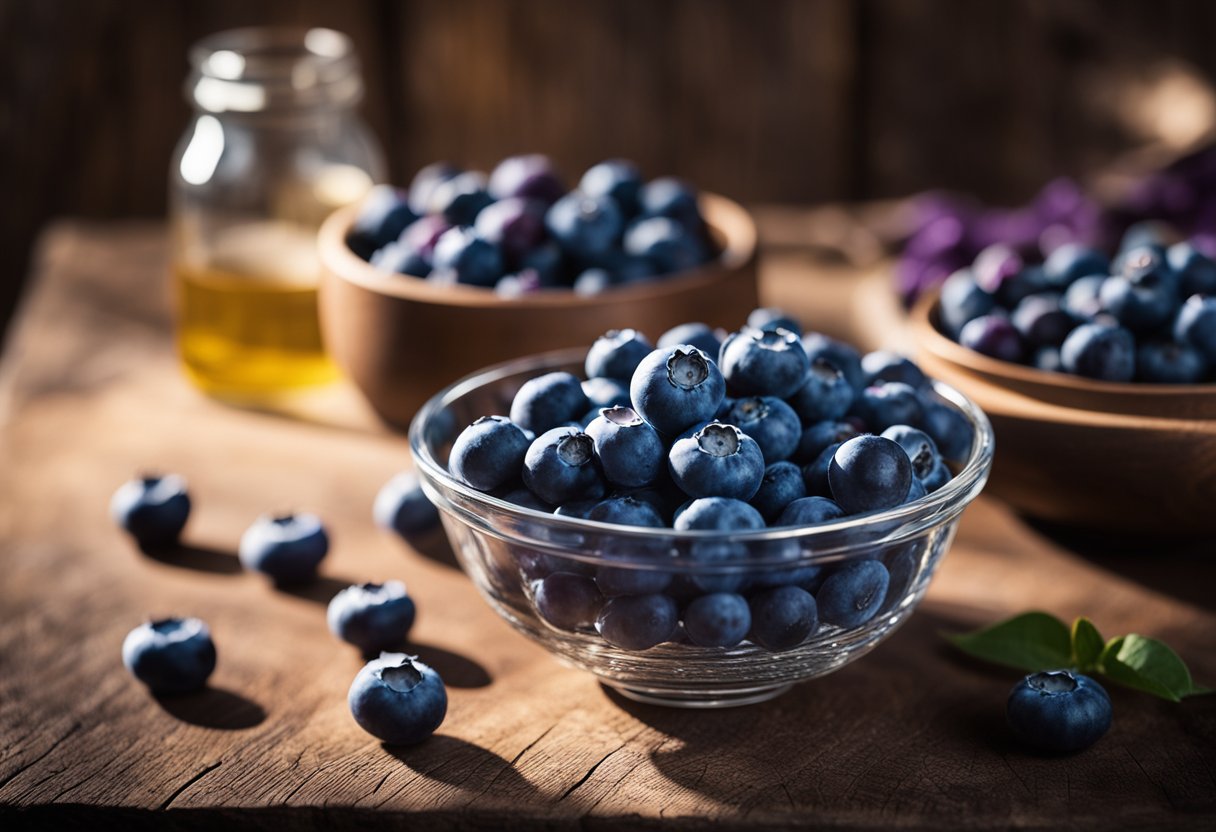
[409,310,994,707]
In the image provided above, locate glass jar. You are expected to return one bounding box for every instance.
[170,27,385,400]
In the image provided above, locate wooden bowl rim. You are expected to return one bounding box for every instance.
[909,292,1216,401]
[318,192,757,309]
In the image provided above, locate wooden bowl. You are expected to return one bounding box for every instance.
[318,194,758,429]
[910,294,1216,534]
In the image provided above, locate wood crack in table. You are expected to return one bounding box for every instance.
[1,218,1213,831]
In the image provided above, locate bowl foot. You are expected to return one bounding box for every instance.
[608,683,793,709]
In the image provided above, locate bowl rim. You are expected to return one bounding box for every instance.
[318,192,757,309]
[911,291,1216,398]
[407,346,995,564]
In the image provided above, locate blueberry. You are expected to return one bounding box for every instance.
[1119,221,1172,255]
[794,420,859,465]
[802,441,844,497]
[1060,322,1135,381]
[510,371,590,435]
[749,461,808,522]
[996,265,1051,308]
[816,559,890,628]
[572,268,616,295]
[717,396,801,462]
[1168,241,1216,297]
[1062,274,1107,319]
[519,241,567,287]
[775,495,845,527]
[122,617,216,694]
[657,322,723,357]
[939,268,996,335]
[369,239,432,278]
[408,161,461,214]
[788,359,855,424]
[585,329,654,382]
[879,425,942,481]
[878,542,921,613]
[669,422,765,501]
[747,307,802,336]
[1136,341,1207,383]
[239,512,329,584]
[673,496,764,593]
[427,171,493,226]
[499,486,554,513]
[1042,243,1109,289]
[719,327,810,399]
[1098,274,1178,333]
[348,653,447,745]
[1006,670,1112,753]
[327,581,417,655]
[546,192,624,260]
[959,314,1025,363]
[638,177,702,227]
[801,332,866,391]
[535,572,603,631]
[1012,293,1077,348]
[347,185,416,259]
[919,398,973,464]
[629,345,725,436]
[1118,244,1178,289]
[580,159,643,215]
[430,227,503,287]
[905,476,928,503]
[488,154,566,204]
[920,459,951,493]
[851,382,925,432]
[1174,295,1216,363]
[374,472,440,538]
[683,593,751,647]
[522,427,606,505]
[828,435,912,514]
[110,474,191,550]
[972,244,1023,296]
[582,376,631,410]
[1033,346,1064,373]
[623,216,707,274]
[472,197,547,265]
[585,405,665,489]
[748,586,819,651]
[861,352,929,389]
[495,271,543,298]
[449,415,531,492]
[596,593,679,651]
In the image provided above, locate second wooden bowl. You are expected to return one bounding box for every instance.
[910,294,1216,534]
[318,194,759,429]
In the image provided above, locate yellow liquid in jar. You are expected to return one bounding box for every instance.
[175,222,339,398]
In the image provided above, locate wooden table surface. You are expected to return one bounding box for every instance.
[2,216,1214,831]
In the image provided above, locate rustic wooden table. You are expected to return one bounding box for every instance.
[2,217,1213,831]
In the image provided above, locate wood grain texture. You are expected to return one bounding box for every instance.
[1,220,1215,830]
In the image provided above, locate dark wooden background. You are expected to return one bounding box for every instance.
[4,0,1216,340]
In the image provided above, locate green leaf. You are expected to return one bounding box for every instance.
[1070,617,1105,672]
[1098,634,1206,702]
[946,611,1072,672]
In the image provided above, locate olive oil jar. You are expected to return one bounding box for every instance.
[170,27,384,400]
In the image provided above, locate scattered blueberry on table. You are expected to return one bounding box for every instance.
[444,309,976,655]
[110,473,192,550]
[373,471,440,539]
[238,511,330,585]
[349,155,719,294]
[122,617,216,694]
[328,581,417,656]
[1006,670,1112,753]
[348,653,448,745]
[940,224,1216,382]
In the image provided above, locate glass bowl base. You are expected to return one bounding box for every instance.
[608,682,794,709]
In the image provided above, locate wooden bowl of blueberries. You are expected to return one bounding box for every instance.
[318,155,758,428]
[910,225,1216,534]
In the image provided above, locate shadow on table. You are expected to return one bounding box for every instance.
[141,541,242,575]
[1023,518,1216,612]
[602,607,1027,805]
[405,527,460,571]
[276,575,358,605]
[382,735,539,798]
[155,686,266,730]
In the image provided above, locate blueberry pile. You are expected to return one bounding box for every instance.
[940,223,1216,383]
[446,310,975,653]
[111,471,449,745]
[346,155,717,295]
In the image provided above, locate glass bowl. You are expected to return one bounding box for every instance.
[409,349,994,708]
